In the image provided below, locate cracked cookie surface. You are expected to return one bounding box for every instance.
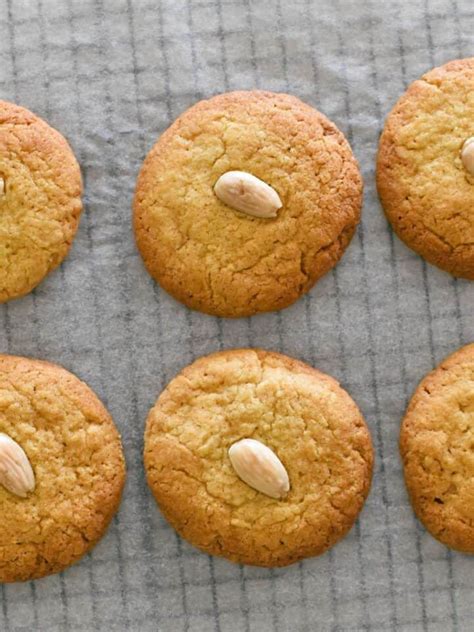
[0,355,126,582]
[401,344,474,553]
[144,349,373,566]
[134,91,362,317]
[0,101,82,302]
[377,58,474,278]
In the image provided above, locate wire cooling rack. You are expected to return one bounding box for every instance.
[0,0,473,630]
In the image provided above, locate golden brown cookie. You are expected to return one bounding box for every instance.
[134,91,363,317]
[0,101,83,302]
[0,355,126,582]
[144,349,373,567]
[401,344,474,553]
[377,58,474,278]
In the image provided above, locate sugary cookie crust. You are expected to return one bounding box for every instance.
[144,349,373,567]
[0,101,82,302]
[377,58,474,278]
[401,344,474,553]
[134,91,363,317]
[0,355,126,582]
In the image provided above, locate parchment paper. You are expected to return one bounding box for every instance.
[0,0,473,630]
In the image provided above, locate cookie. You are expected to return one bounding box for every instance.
[377,58,474,278]
[134,91,363,317]
[0,355,126,582]
[401,344,474,553]
[0,101,82,302]
[144,349,373,567]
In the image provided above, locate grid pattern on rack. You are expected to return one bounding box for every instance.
[0,0,473,630]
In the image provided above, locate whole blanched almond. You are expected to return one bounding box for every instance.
[214,171,282,218]
[461,137,474,175]
[0,433,35,498]
[228,438,290,499]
